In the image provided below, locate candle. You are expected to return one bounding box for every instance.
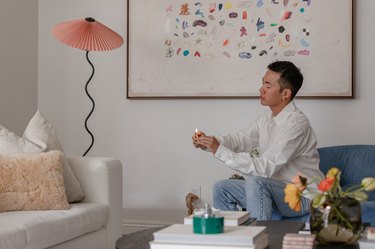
[195,128,202,136]
[194,128,202,140]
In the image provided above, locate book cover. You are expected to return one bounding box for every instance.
[358,226,375,249]
[150,233,268,249]
[184,211,251,226]
[358,238,375,249]
[153,224,266,246]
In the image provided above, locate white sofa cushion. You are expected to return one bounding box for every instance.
[0,226,26,249]
[0,203,108,249]
[46,228,106,249]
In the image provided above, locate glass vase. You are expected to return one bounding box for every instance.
[310,196,363,245]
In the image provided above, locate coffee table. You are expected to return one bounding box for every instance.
[254,221,304,249]
[116,220,362,249]
[254,220,359,249]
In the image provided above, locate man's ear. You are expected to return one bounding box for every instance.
[282,88,292,100]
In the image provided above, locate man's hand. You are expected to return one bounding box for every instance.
[197,136,220,154]
[194,133,220,154]
[192,130,207,150]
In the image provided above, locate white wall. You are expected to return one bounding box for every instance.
[38,0,375,227]
[0,0,38,135]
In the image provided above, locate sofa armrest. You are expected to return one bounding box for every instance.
[66,156,123,249]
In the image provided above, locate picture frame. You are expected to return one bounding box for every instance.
[127,0,352,98]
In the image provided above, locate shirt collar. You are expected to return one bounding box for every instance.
[268,101,296,126]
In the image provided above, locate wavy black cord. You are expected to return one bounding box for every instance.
[83,50,95,156]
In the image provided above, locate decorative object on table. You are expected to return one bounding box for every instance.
[185,192,201,215]
[52,17,124,156]
[298,221,311,235]
[184,209,251,227]
[192,203,224,234]
[282,233,316,249]
[281,145,375,223]
[284,167,375,245]
[150,223,268,249]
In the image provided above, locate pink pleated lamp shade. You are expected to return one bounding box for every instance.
[52,17,124,51]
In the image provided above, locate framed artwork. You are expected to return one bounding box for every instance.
[127,0,352,98]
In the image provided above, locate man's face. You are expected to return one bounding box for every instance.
[259,69,284,107]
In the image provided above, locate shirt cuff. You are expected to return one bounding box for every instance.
[214,144,232,162]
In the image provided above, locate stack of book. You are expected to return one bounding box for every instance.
[184,211,255,226]
[282,233,316,249]
[149,224,268,249]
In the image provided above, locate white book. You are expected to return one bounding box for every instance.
[150,233,269,249]
[184,211,251,226]
[358,238,375,249]
[359,227,375,249]
[153,224,266,247]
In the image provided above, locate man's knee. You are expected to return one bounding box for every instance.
[213,179,230,209]
[213,179,230,194]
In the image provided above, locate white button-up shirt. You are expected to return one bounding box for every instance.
[214,101,324,187]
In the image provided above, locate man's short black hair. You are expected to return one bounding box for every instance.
[267,61,303,99]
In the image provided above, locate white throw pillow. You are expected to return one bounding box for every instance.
[0,111,85,203]
[23,110,62,151]
[0,125,41,153]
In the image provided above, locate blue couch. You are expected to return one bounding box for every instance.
[318,145,375,225]
[279,145,375,225]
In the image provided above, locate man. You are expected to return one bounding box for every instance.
[192,61,324,220]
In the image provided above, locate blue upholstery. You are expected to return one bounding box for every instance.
[362,202,375,225]
[278,145,375,225]
[318,145,375,201]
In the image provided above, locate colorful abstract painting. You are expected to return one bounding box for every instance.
[127,0,352,98]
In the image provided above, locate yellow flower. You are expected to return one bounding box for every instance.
[362,177,375,191]
[284,183,302,212]
[326,167,340,179]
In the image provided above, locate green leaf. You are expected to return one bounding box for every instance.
[312,194,326,208]
[346,191,368,202]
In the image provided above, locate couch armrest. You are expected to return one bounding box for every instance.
[66,156,123,249]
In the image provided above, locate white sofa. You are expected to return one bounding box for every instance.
[0,156,123,249]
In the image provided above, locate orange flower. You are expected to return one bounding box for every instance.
[318,177,335,192]
[284,183,302,212]
[292,174,307,191]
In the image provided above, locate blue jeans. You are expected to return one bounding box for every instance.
[213,176,310,220]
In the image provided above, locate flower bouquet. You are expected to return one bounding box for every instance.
[284,167,375,244]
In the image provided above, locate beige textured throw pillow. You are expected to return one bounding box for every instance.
[0,150,70,211]
[0,111,85,203]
